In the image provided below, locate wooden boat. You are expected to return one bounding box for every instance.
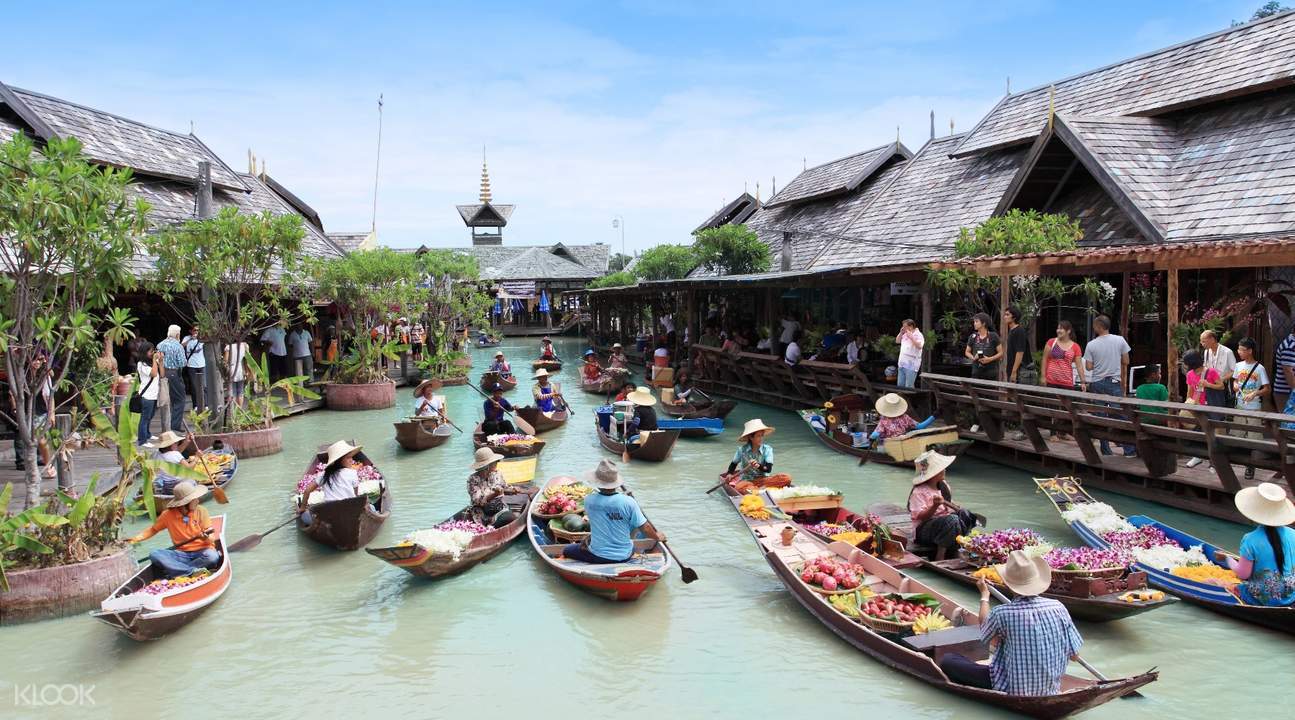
[661,398,736,420]
[296,444,392,551]
[152,453,238,505]
[594,411,680,462]
[367,485,539,577]
[90,515,232,640]
[1036,476,1295,634]
[472,423,546,457]
[532,359,562,372]
[476,337,501,347]
[798,405,969,466]
[393,417,453,451]
[527,475,670,601]
[480,371,518,392]
[726,492,1157,718]
[657,416,723,438]
[515,405,569,434]
[580,374,618,394]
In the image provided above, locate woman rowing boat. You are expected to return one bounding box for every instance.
[908,451,979,559]
[724,419,791,494]
[1218,482,1295,606]
[467,447,516,528]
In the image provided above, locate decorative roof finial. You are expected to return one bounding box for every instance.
[949,118,955,136]
[930,111,935,140]
[755,182,760,203]
[479,145,493,204]
[1047,85,1056,132]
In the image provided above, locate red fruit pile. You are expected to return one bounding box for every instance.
[862,596,932,623]
[538,495,578,515]
[798,556,866,592]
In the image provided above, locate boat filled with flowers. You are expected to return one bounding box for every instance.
[293,442,392,551]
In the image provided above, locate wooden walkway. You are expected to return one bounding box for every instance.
[3,444,122,514]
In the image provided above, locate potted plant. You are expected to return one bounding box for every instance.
[190,355,318,456]
[1129,273,1163,322]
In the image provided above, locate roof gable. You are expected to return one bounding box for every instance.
[694,192,760,233]
[765,142,913,208]
[456,202,515,226]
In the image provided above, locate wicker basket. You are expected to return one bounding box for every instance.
[548,519,590,543]
[858,613,916,634]
[534,506,584,520]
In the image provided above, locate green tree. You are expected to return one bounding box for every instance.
[147,207,309,431]
[587,271,636,289]
[634,244,698,281]
[418,249,492,377]
[0,134,149,509]
[1253,2,1290,19]
[691,224,771,276]
[608,253,633,272]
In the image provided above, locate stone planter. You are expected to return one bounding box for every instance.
[1,547,136,625]
[326,381,396,410]
[193,425,283,457]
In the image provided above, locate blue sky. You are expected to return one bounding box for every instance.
[0,1,1269,252]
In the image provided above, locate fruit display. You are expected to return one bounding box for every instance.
[1043,546,1131,572]
[766,485,840,500]
[137,569,211,595]
[912,612,953,634]
[804,521,849,536]
[739,494,773,520]
[537,494,581,516]
[191,451,235,485]
[957,528,1051,565]
[1170,564,1241,585]
[544,483,592,500]
[797,555,868,592]
[828,531,872,547]
[860,593,941,625]
[971,566,1002,584]
[561,513,590,532]
[827,588,876,618]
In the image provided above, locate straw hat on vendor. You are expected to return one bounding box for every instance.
[1235,482,1295,527]
[912,450,956,485]
[874,393,909,419]
[627,387,657,406]
[995,549,1052,596]
[413,378,443,397]
[166,480,209,509]
[145,430,187,451]
[738,418,775,442]
[324,440,363,467]
[471,446,505,471]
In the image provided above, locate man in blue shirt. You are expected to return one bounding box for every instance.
[156,324,188,433]
[561,460,665,564]
[481,384,515,436]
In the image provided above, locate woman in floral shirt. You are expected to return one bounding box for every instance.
[467,447,514,527]
[867,393,935,448]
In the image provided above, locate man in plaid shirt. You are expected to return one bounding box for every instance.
[940,550,1083,695]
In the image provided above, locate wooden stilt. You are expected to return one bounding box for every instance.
[1166,268,1180,400]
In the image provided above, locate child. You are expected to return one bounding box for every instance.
[1134,365,1169,423]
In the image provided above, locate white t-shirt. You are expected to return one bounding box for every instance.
[182,336,205,369]
[319,466,360,503]
[846,341,862,364]
[137,361,160,401]
[159,449,185,463]
[288,329,313,358]
[784,341,802,366]
[415,395,445,417]
[660,315,675,334]
[260,327,287,356]
[779,319,800,344]
[228,342,249,382]
[1205,344,1237,382]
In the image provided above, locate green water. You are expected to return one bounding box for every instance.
[1,338,1287,719]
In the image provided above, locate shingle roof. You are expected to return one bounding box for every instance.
[455,243,609,281]
[456,203,515,225]
[809,134,1025,269]
[953,10,1295,157]
[764,142,909,208]
[693,192,760,234]
[327,232,372,253]
[2,83,248,191]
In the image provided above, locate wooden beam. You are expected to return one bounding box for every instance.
[1118,271,1131,339]
[920,282,933,372]
[1167,268,1179,401]
[998,276,1010,381]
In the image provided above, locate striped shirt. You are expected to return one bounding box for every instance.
[981,596,1083,696]
[1275,333,1295,394]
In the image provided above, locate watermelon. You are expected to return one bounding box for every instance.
[562,513,585,532]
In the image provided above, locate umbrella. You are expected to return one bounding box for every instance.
[538,290,551,314]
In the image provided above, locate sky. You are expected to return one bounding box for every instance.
[0,1,1273,253]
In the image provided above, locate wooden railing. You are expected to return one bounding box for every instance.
[923,372,1295,494]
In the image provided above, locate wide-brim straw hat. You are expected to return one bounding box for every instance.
[875,392,909,418]
[146,430,186,449]
[472,446,506,470]
[533,368,550,380]
[325,440,363,467]
[1235,482,1295,526]
[995,550,1052,596]
[585,459,623,490]
[627,389,656,406]
[167,480,208,508]
[495,351,505,357]
[612,343,623,349]
[413,379,442,396]
[912,450,956,485]
[739,418,775,441]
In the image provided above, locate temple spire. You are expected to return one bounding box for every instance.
[479,146,493,204]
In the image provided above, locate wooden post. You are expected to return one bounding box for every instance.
[1118,271,1131,339]
[1166,267,1180,401]
[920,282,933,372]
[765,287,777,354]
[998,275,1010,381]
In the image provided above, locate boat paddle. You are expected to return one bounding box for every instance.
[226,515,297,553]
[182,423,228,504]
[625,488,697,584]
[468,382,536,435]
[983,581,1143,699]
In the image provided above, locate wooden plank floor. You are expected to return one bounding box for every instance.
[3,445,123,514]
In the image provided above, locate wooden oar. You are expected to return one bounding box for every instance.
[226,516,297,553]
[468,382,535,435]
[984,582,1142,698]
[626,489,697,584]
[182,423,228,504]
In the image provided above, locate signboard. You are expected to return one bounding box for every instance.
[889,282,919,296]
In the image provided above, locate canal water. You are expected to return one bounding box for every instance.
[1,337,1287,719]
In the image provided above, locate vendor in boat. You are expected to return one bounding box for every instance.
[559,460,666,564]
[608,342,629,369]
[863,393,935,448]
[672,369,700,406]
[939,550,1083,696]
[127,480,219,579]
[626,386,659,437]
[298,441,365,520]
[146,430,190,495]
[726,419,791,492]
[582,349,604,382]
[908,450,978,558]
[532,369,565,413]
[466,447,516,528]
[1219,482,1295,606]
[539,337,558,361]
[489,351,512,379]
[482,384,516,436]
[413,379,448,421]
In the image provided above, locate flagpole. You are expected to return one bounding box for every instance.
[371,93,384,235]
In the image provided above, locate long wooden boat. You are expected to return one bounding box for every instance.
[367,485,539,577]
[532,359,562,372]
[661,398,736,419]
[580,374,618,394]
[153,453,238,505]
[472,424,546,457]
[516,405,569,434]
[527,475,670,601]
[798,406,969,466]
[393,417,453,451]
[296,445,392,551]
[480,371,518,391]
[595,417,680,462]
[1036,476,1295,634]
[90,515,232,640]
[658,417,723,439]
[726,492,1157,718]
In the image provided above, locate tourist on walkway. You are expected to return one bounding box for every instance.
[1201,330,1235,409]
[559,460,665,564]
[532,369,564,413]
[225,336,251,408]
[698,325,720,349]
[1134,364,1169,425]
[481,384,515,436]
[964,312,1002,380]
[490,350,513,379]
[1221,482,1295,606]
[896,319,924,389]
[784,329,803,367]
[907,451,978,558]
[18,354,57,479]
[846,331,866,367]
[466,447,514,528]
[260,322,288,382]
[726,418,790,493]
[288,325,313,381]
[778,313,800,358]
[181,326,205,413]
[1181,350,1220,468]
[127,480,219,579]
[1083,315,1131,456]
[1043,321,1084,440]
[135,342,161,445]
[1003,307,1036,385]
[939,551,1083,696]
[1233,337,1271,480]
[157,325,188,433]
[1275,326,1295,412]
[410,322,425,361]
